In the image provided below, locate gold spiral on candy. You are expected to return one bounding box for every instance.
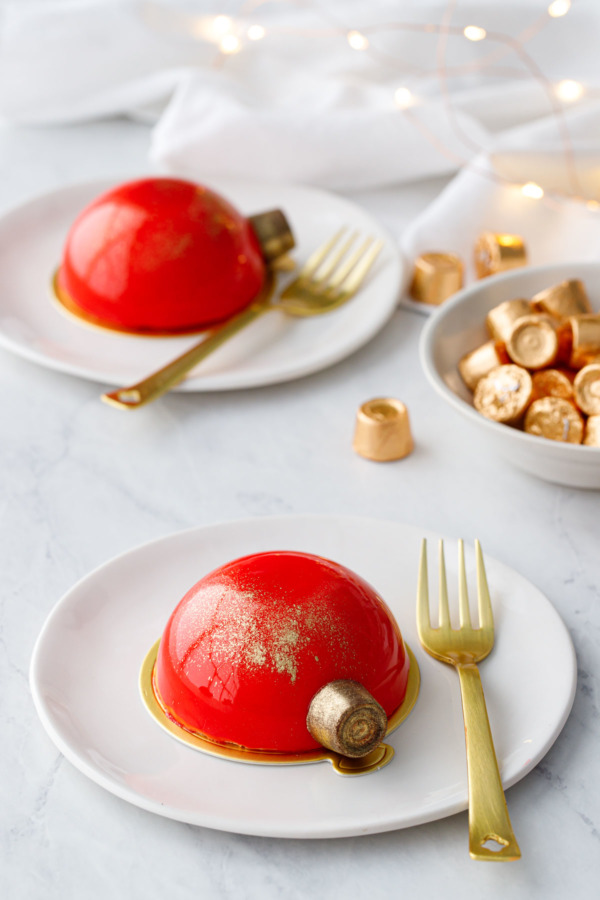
[306,680,388,758]
[506,315,558,370]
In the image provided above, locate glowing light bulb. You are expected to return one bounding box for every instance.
[548,1,571,17]
[463,26,486,41]
[347,30,369,50]
[247,25,266,41]
[220,34,241,54]
[556,79,583,102]
[212,15,233,35]
[394,87,414,109]
[521,182,544,200]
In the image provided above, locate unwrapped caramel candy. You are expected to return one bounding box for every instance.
[473,364,533,425]
[524,397,584,444]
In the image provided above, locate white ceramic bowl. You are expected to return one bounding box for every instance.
[419,261,600,489]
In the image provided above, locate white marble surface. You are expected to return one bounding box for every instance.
[1,119,599,899]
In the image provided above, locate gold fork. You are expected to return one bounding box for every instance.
[417,538,521,862]
[102,230,383,409]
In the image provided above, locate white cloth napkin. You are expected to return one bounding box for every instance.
[0,0,497,187]
[1,0,599,301]
[400,99,600,310]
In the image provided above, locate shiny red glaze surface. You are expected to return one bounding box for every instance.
[154,551,410,753]
[57,177,265,333]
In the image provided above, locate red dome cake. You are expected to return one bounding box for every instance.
[146,551,415,760]
[54,177,292,334]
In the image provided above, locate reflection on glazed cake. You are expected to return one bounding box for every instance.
[54,177,268,335]
[150,550,411,755]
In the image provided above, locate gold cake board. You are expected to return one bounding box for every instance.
[51,271,212,338]
[140,639,420,776]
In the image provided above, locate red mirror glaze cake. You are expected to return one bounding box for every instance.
[55,177,267,334]
[152,551,411,754]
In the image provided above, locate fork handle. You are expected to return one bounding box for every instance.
[101,286,274,409]
[457,663,521,861]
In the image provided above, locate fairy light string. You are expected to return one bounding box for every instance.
[183,0,591,210]
[431,0,582,198]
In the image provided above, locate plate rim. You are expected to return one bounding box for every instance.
[29,513,577,839]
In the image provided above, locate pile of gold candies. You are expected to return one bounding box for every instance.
[458,279,600,446]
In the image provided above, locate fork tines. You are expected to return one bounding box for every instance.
[418,538,494,633]
[282,228,383,301]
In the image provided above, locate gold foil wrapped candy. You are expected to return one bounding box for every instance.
[409,252,463,306]
[531,369,574,403]
[524,398,584,444]
[473,365,533,425]
[352,398,413,461]
[506,315,558,370]
[474,232,527,279]
[458,341,510,391]
[485,298,532,343]
[459,276,600,448]
[531,280,592,320]
[567,314,600,369]
[584,415,600,447]
[573,364,600,416]
[247,210,296,263]
[306,680,388,759]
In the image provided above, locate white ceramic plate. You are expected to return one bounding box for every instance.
[0,179,402,390]
[420,261,600,489]
[30,515,576,839]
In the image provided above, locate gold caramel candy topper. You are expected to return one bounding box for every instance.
[306,680,388,758]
